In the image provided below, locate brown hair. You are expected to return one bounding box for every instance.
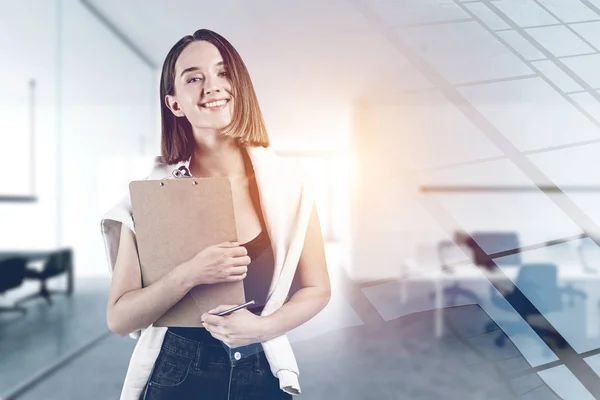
[159,29,269,164]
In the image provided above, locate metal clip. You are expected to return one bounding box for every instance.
[172,166,192,178]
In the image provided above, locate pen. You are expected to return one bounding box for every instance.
[215,300,255,316]
[201,300,256,323]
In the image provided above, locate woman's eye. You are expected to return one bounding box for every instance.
[187,77,202,84]
[218,71,229,77]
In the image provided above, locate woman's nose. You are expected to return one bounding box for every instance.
[204,86,221,95]
[203,75,221,95]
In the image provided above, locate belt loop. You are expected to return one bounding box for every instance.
[194,341,203,368]
[255,348,262,371]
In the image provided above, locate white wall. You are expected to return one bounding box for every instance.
[60,0,156,276]
[0,1,59,250]
[0,0,157,277]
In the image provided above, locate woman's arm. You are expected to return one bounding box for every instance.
[202,204,331,346]
[107,224,250,336]
[260,204,331,340]
[106,224,193,336]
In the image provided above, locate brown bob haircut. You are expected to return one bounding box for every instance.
[160,29,269,165]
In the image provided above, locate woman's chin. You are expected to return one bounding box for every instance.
[191,121,232,132]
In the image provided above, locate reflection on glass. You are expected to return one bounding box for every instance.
[538,365,595,399]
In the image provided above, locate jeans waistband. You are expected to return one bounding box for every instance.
[163,328,264,364]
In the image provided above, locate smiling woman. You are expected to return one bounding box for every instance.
[101,28,330,400]
[165,43,234,132]
[159,30,269,166]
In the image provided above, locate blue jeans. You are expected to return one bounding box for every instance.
[142,329,292,400]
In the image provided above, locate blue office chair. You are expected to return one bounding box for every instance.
[429,231,522,306]
[486,265,586,348]
[0,257,28,315]
[469,232,521,268]
[17,248,74,306]
[442,232,585,348]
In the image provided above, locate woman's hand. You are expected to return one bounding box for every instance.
[201,305,268,348]
[181,242,250,288]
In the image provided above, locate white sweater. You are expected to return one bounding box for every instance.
[100,146,314,399]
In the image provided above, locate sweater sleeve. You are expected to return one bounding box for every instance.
[100,193,142,340]
[262,334,302,395]
[258,174,316,396]
[277,370,301,395]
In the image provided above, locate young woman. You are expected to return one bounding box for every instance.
[101,29,331,399]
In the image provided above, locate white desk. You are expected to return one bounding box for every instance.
[398,263,600,339]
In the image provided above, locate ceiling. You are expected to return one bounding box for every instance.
[84,0,438,101]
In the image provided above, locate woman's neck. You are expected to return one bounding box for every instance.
[188,134,249,179]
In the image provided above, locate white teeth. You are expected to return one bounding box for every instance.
[203,99,227,108]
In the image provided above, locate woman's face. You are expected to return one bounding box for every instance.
[166,40,234,131]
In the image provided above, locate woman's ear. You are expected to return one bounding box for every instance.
[165,95,185,117]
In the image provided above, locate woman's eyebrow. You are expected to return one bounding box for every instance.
[180,66,200,77]
[179,61,225,77]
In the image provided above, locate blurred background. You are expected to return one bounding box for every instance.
[3,0,600,398]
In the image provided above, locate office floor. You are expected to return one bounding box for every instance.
[0,275,579,399]
[0,278,110,398]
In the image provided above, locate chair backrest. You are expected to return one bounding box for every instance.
[44,251,66,274]
[514,263,562,313]
[470,232,522,267]
[60,248,73,270]
[0,257,27,292]
[37,248,73,279]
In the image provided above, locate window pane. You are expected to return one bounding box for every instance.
[537,365,595,400]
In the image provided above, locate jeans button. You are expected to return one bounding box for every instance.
[234,351,241,360]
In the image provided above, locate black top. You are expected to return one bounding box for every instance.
[241,229,275,314]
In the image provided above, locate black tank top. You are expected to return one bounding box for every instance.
[240,229,274,314]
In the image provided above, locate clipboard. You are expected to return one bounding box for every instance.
[129,176,246,327]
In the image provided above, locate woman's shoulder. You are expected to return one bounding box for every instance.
[147,156,174,180]
[248,147,298,182]
[250,146,315,197]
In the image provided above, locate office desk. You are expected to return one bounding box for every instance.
[0,250,55,262]
[400,264,600,339]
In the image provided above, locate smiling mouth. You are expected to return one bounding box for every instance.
[200,99,229,109]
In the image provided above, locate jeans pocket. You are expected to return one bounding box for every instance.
[149,350,191,388]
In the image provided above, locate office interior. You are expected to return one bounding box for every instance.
[2,0,600,399]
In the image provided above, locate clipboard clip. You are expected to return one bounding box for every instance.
[172,166,192,178]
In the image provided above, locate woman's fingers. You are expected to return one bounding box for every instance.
[226,264,247,281]
[228,246,248,257]
[228,255,251,267]
[217,241,239,248]
[209,304,237,314]
[228,265,248,275]
[201,314,224,329]
[225,272,246,282]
